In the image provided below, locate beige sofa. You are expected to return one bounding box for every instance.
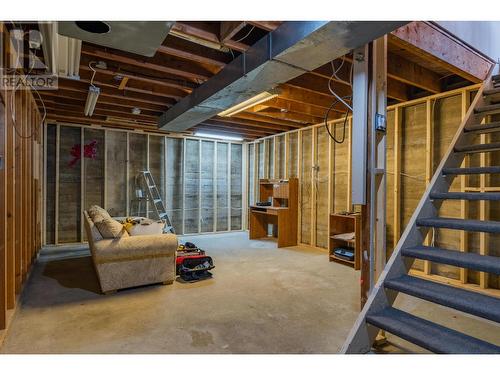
[83,210,177,294]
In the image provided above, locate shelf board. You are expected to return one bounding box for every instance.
[329,254,355,265]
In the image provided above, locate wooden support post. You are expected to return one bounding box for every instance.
[423,98,433,275]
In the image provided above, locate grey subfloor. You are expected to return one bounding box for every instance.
[2,232,499,354]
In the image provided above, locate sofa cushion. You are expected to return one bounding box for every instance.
[87,205,111,223]
[128,221,165,236]
[93,234,178,264]
[95,217,129,239]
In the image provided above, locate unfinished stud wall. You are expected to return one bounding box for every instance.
[44,125,244,244]
[247,83,500,296]
[0,79,43,331]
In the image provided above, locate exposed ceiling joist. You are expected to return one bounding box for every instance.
[81,44,213,82]
[388,52,442,93]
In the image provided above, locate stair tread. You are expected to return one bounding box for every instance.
[484,87,500,96]
[464,121,500,133]
[417,217,500,233]
[402,245,500,275]
[366,307,500,353]
[475,103,500,113]
[430,192,500,201]
[384,275,500,323]
[442,166,500,175]
[455,142,500,153]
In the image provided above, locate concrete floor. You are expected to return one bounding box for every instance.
[1,232,498,354]
[0,232,361,354]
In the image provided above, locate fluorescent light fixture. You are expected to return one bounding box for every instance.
[218,89,280,117]
[84,85,100,116]
[194,132,243,142]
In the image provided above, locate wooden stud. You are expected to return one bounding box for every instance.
[103,130,108,210]
[297,130,303,244]
[80,127,84,241]
[0,89,7,329]
[5,91,15,308]
[181,138,186,234]
[242,143,249,231]
[347,118,353,210]
[393,107,402,248]
[125,132,130,216]
[54,124,60,246]
[198,139,202,232]
[479,129,489,289]
[311,128,317,246]
[227,142,232,231]
[284,133,289,179]
[423,99,433,275]
[214,141,218,232]
[459,91,470,284]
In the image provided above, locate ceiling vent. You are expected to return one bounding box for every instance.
[57,21,174,57]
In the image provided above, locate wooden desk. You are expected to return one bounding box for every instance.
[248,179,298,248]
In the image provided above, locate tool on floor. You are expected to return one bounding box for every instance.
[132,170,175,233]
[176,242,215,283]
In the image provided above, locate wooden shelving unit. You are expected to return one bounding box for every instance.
[249,178,298,247]
[329,213,361,270]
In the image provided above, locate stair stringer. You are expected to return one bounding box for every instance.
[340,76,491,354]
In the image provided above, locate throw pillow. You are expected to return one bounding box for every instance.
[87,205,111,223]
[95,217,130,239]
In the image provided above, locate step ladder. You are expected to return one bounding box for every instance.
[342,72,500,354]
[137,171,175,234]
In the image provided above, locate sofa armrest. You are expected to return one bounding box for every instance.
[92,234,178,264]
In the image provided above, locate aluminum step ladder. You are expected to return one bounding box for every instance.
[341,72,500,354]
[138,171,175,234]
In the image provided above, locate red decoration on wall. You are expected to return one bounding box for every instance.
[69,140,98,167]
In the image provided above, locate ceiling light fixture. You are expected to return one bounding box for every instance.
[194,132,243,142]
[218,89,280,117]
[84,85,100,116]
[131,107,141,115]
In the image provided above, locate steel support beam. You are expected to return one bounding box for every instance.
[158,21,406,132]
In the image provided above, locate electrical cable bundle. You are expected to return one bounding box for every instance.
[324,57,353,144]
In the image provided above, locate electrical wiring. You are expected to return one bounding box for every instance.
[233,25,255,43]
[324,56,353,144]
[89,61,98,87]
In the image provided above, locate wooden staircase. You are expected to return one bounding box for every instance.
[341,73,500,354]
